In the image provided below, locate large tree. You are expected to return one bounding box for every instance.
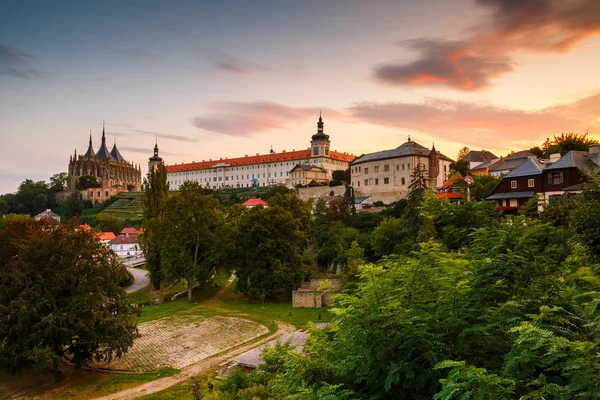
[140,163,170,290]
[0,217,138,379]
[232,194,311,300]
[156,181,223,301]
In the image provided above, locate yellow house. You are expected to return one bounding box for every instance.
[289,164,328,187]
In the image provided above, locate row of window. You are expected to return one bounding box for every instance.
[510,173,565,190]
[353,163,411,174]
[358,177,404,187]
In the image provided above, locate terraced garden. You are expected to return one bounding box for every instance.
[97,192,144,221]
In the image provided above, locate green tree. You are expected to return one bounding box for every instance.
[370,217,414,257]
[64,190,85,220]
[76,175,101,190]
[140,163,170,290]
[0,217,138,379]
[541,132,599,157]
[157,181,223,301]
[0,198,8,215]
[233,197,311,300]
[49,172,68,191]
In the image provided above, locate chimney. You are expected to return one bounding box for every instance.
[590,144,599,166]
[549,153,561,163]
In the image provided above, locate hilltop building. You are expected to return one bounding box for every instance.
[350,138,453,203]
[67,124,142,204]
[165,115,355,190]
[148,140,163,173]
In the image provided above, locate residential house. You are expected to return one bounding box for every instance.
[354,195,372,210]
[541,148,600,204]
[96,231,117,246]
[488,151,539,177]
[435,173,466,203]
[109,234,142,258]
[459,150,498,170]
[34,209,61,223]
[289,164,328,187]
[486,157,547,212]
[242,197,268,208]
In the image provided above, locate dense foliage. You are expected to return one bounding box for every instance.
[0,216,139,378]
[202,174,600,399]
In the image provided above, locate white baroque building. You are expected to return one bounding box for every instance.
[166,115,355,190]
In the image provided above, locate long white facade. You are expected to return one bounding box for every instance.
[166,116,355,190]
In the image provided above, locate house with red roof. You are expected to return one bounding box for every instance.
[121,227,144,236]
[96,231,117,245]
[165,115,355,190]
[435,173,466,203]
[243,197,268,208]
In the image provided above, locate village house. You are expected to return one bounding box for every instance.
[459,150,498,170]
[242,197,268,208]
[435,172,466,203]
[34,209,61,223]
[289,164,328,187]
[486,145,600,211]
[108,227,144,258]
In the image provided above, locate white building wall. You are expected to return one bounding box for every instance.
[167,155,352,191]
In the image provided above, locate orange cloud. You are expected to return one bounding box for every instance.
[374,0,600,91]
[349,91,600,151]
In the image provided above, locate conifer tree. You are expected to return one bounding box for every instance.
[140,163,169,290]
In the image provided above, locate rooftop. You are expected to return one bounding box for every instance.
[351,139,453,165]
[166,149,355,173]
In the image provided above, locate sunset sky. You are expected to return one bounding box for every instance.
[1,0,599,194]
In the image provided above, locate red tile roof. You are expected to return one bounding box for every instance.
[109,235,139,245]
[96,231,117,241]
[435,192,465,199]
[165,150,355,173]
[243,197,268,207]
[121,227,144,235]
[79,224,92,231]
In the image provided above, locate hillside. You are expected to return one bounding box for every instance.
[97,192,144,221]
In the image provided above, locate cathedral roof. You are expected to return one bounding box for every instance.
[95,127,114,161]
[83,134,95,157]
[110,139,127,163]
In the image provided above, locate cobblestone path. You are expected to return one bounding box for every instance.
[94,316,268,372]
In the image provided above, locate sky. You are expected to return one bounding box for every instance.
[1,0,599,194]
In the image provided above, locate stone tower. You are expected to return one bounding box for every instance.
[148,140,163,173]
[428,143,440,186]
[310,113,331,158]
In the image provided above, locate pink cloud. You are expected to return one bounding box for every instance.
[192,100,343,137]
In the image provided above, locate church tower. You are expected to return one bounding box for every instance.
[148,140,163,173]
[310,113,330,158]
[428,143,440,186]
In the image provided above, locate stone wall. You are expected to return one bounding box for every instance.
[297,185,346,201]
[292,290,322,308]
[309,279,342,306]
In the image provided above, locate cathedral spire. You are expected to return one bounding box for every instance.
[83,130,95,157]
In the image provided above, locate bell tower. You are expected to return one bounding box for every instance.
[310,112,330,158]
[148,140,163,173]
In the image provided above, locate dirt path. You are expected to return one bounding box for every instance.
[92,321,295,400]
